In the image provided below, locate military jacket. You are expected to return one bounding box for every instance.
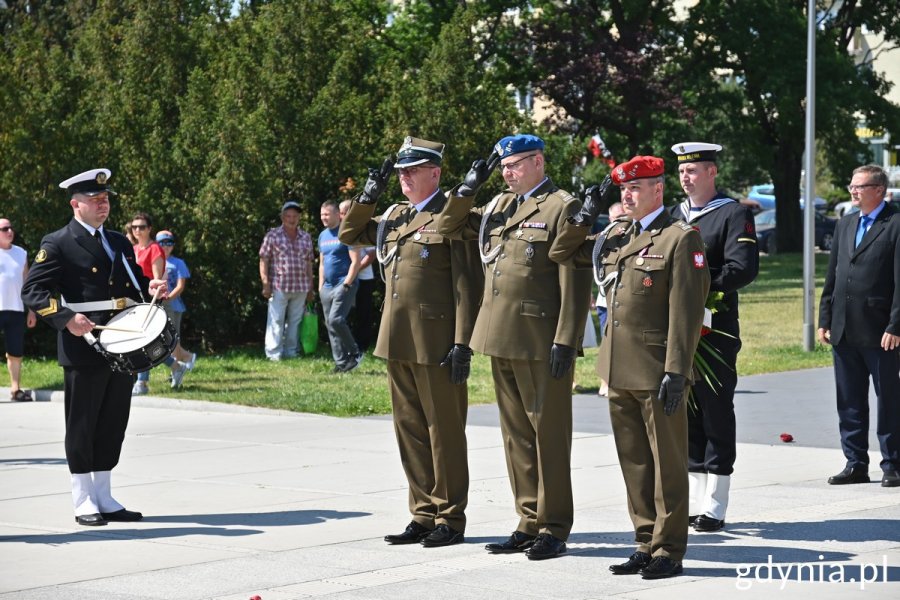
[438,178,591,360]
[670,195,759,334]
[550,210,710,389]
[21,219,150,367]
[338,191,483,364]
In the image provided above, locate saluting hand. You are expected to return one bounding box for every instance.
[658,372,687,416]
[569,175,615,226]
[358,157,395,205]
[456,151,501,197]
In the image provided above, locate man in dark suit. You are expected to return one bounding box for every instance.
[818,164,900,489]
[439,134,591,560]
[22,168,167,526]
[339,137,483,547]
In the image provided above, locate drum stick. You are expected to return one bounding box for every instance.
[93,325,144,334]
[141,287,162,330]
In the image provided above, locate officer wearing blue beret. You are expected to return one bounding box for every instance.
[439,134,592,560]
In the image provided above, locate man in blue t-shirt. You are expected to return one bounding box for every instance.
[318,201,362,372]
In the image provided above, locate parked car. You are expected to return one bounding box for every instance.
[755,209,837,253]
[834,188,900,217]
[747,184,827,211]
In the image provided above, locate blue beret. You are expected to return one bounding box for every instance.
[494,134,545,159]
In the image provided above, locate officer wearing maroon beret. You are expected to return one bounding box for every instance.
[550,155,710,579]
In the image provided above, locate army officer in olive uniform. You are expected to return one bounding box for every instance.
[439,134,591,561]
[550,156,709,579]
[339,137,483,547]
[22,169,167,526]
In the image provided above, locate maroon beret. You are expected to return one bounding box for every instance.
[612,156,665,184]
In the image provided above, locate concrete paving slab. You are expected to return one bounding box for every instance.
[1,368,898,599]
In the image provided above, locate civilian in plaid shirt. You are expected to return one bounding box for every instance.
[259,201,315,360]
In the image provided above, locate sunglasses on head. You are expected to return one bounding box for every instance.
[0,226,12,232]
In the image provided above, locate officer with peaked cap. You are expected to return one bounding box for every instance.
[22,168,167,526]
[438,134,592,560]
[668,142,759,533]
[550,155,710,579]
[339,137,483,547]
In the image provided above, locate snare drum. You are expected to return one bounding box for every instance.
[95,304,177,373]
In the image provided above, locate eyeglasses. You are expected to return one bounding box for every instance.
[158,240,175,246]
[847,183,881,193]
[0,226,12,232]
[131,224,148,231]
[500,153,538,172]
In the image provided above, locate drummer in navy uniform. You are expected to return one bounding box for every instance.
[21,169,167,526]
[549,155,710,579]
[339,137,483,548]
[438,134,591,561]
[669,142,759,532]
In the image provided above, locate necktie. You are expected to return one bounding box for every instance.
[93,230,103,244]
[855,215,870,248]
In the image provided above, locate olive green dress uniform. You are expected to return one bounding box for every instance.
[550,210,710,561]
[438,178,591,541]
[339,191,482,532]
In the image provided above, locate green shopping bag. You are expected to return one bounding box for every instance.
[300,303,318,355]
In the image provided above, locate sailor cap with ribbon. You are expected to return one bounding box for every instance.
[671,142,722,164]
[59,168,116,197]
[394,136,445,168]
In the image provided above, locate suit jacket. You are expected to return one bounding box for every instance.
[819,202,900,347]
[438,178,591,360]
[338,191,483,364]
[22,219,150,367]
[550,210,710,389]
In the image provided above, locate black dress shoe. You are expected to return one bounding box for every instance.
[688,514,698,525]
[882,470,900,488]
[75,513,107,526]
[609,551,651,575]
[525,533,566,561]
[384,521,432,545]
[101,509,143,522]
[827,466,870,485]
[421,524,464,547]
[485,530,537,554]
[693,514,725,532]
[641,556,683,579]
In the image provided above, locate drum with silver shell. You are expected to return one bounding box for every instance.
[95,304,177,373]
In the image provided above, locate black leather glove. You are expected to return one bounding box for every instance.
[441,344,473,384]
[658,372,687,416]
[358,157,395,205]
[456,151,501,196]
[549,343,577,379]
[569,175,615,226]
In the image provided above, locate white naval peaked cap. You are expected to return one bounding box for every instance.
[59,168,115,196]
[671,142,723,163]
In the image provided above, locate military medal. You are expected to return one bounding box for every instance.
[515,229,524,239]
[635,257,645,266]
[525,244,535,260]
[420,247,430,260]
[642,276,653,287]
[414,232,422,241]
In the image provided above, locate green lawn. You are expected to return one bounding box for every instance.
[3,252,834,415]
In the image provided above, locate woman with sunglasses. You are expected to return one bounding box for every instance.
[129,213,188,395]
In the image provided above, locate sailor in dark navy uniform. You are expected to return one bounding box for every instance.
[21,169,167,526]
[668,143,759,532]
